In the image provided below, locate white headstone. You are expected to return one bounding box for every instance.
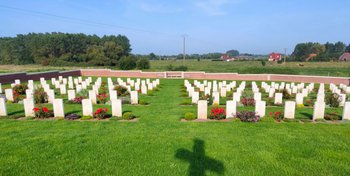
[212,92,219,105]
[255,101,266,118]
[197,100,208,120]
[5,89,14,102]
[274,93,283,105]
[343,102,350,120]
[47,89,55,103]
[313,101,325,120]
[60,85,67,95]
[89,90,97,104]
[111,99,122,117]
[284,101,296,119]
[67,90,76,101]
[254,93,261,102]
[82,99,93,117]
[226,101,236,118]
[53,99,65,118]
[110,90,117,101]
[296,93,303,105]
[23,98,35,117]
[0,98,7,116]
[130,91,138,105]
[192,92,199,104]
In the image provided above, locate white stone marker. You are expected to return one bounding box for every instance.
[82,99,93,117]
[5,89,14,102]
[226,101,236,118]
[254,93,261,102]
[0,98,7,116]
[192,92,199,104]
[53,99,65,118]
[220,87,227,97]
[67,90,76,101]
[274,93,283,105]
[47,89,55,103]
[130,91,138,105]
[111,99,122,117]
[296,93,303,105]
[212,92,220,105]
[110,90,117,101]
[313,101,325,120]
[197,100,208,120]
[23,98,35,117]
[60,85,67,95]
[26,89,34,100]
[284,101,296,119]
[255,101,266,118]
[89,90,97,104]
[0,83,2,93]
[342,102,350,120]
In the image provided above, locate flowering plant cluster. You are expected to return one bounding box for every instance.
[269,111,284,121]
[209,107,226,120]
[94,108,109,119]
[68,96,85,104]
[236,111,260,122]
[241,98,255,106]
[13,91,21,103]
[324,112,340,121]
[305,99,313,107]
[33,107,52,119]
[97,94,108,104]
[13,84,28,95]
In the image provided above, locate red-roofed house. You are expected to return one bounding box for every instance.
[268,52,282,62]
[220,54,234,62]
[339,52,350,61]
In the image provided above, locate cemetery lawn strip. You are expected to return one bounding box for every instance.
[0,79,350,175]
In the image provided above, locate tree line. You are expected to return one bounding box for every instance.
[290,42,350,61]
[0,32,139,67]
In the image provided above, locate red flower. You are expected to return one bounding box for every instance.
[95,108,103,114]
[42,107,49,113]
[33,107,40,112]
[269,112,273,116]
[104,108,108,113]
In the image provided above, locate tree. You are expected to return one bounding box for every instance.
[346,44,350,52]
[226,50,239,57]
[149,53,157,60]
[137,58,150,69]
[119,55,137,70]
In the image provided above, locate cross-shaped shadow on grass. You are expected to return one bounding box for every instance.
[175,139,224,176]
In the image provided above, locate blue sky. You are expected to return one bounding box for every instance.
[0,0,350,55]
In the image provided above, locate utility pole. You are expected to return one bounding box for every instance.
[284,48,287,64]
[181,34,188,65]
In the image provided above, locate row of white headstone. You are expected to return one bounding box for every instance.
[0,97,123,118]
[185,80,246,105]
[196,100,350,121]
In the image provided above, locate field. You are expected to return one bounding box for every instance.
[0,78,350,175]
[1,60,350,77]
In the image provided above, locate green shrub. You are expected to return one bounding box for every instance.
[136,58,150,69]
[184,112,196,120]
[13,84,28,95]
[277,60,283,64]
[174,66,188,71]
[122,112,136,120]
[119,56,137,70]
[282,89,291,99]
[114,85,129,96]
[326,93,341,107]
[34,88,48,104]
[77,89,89,97]
[261,60,266,66]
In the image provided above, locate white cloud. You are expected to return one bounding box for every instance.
[194,0,238,16]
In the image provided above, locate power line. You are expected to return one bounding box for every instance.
[0,4,174,36]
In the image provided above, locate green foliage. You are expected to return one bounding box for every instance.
[226,49,240,57]
[326,93,341,108]
[0,33,131,66]
[136,58,150,69]
[166,64,188,71]
[119,56,137,70]
[291,41,347,61]
[34,87,48,104]
[122,112,136,120]
[13,84,28,95]
[114,85,129,96]
[261,60,266,66]
[184,112,196,120]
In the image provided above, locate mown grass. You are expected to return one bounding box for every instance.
[0,79,350,175]
[1,60,350,77]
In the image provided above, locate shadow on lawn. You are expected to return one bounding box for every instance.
[301,112,313,119]
[175,139,224,176]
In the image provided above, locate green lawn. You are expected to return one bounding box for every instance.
[1,60,350,77]
[0,79,350,175]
